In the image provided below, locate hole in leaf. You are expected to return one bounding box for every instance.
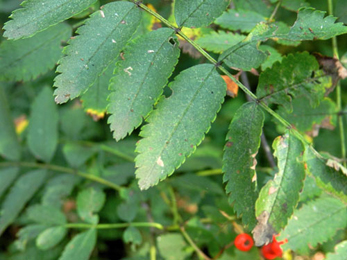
[168,37,176,46]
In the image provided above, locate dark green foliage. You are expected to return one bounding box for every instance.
[0,0,346,259]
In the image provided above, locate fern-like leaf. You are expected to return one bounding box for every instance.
[135,64,226,190]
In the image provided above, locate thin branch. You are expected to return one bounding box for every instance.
[268,0,282,23]
[180,226,212,260]
[0,161,122,191]
[65,222,164,230]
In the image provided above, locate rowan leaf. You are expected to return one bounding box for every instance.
[215,9,266,33]
[259,45,282,70]
[0,23,71,82]
[27,87,59,163]
[0,88,21,161]
[325,240,347,260]
[135,64,226,190]
[223,102,264,230]
[196,31,245,53]
[107,28,180,141]
[174,0,230,28]
[3,0,97,39]
[36,226,67,250]
[257,52,330,112]
[0,169,47,236]
[304,148,347,203]
[59,229,96,260]
[278,196,347,254]
[253,133,305,246]
[53,1,141,104]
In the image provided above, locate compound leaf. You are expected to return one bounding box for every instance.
[174,0,230,28]
[0,23,71,82]
[0,169,47,236]
[27,87,59,163]
[278,196,347,254]
[135,64,226,190]
[77,187,106,224]
[257,52,329,112]
[108,28,180,141]
[223,102,264,230]
[215,9,266,33]
[0,88,21,161]
[3,0,96,39]
[53,1,141,104]
[253,133,305,246]
[305,148,347,203]
[196,31,245,53]
[59,228,96,260]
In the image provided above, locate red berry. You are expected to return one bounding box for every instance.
[261,236,283,259]
[234,233,254,252]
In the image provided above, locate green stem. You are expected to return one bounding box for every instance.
[65,222,164,230]
[268,0,282,23]
[327,0,346,167]
[0,161,122,191]
[99,144,134,162]
[180,226,211,260]
[196,168,222,176]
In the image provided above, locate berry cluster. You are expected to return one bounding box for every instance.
[234,234,284,259]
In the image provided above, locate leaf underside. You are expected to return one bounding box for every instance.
[223,102,264,230]
[107,28,180,141]
[3,0,97,39]
[135,64,226,190]
[174,0,230,28]
[53,1,142,104]
[253,132,305,246]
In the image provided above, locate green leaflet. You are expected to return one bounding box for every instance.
[278,196,347,254]
[27,87,59,163]
[287,8,347,41]
[53,1,141,104]
[325,240,347,260]
[62,143,97,168]
[80,64,114,118]
[222,102,264,230]
[215,9,266,33]
[15,224,48,251]
[135,64,226,190]
[0,23,71,82]
[0,88,21,161]
[305,148,347,203]
[232,0,272,17]
[0,169,47,236]
[77,187,106,224]
[108,28,180,141]
[59,228,96,260]
[123,226,142,246]
[196,31,245,53]
[174,0,229,28]
[36,226,67,250]
[157,233,190,260]
[257,52,330,112]
[3,0,96,39]
[277,97,337,135]
[259,45,282,70]
[0,167,19,198]
[253,133,305,246]
[27,204,67,226]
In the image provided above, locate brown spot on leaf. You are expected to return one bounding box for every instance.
[268,186,277,195]
[226,142,233,147]
[252,211,276,247]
